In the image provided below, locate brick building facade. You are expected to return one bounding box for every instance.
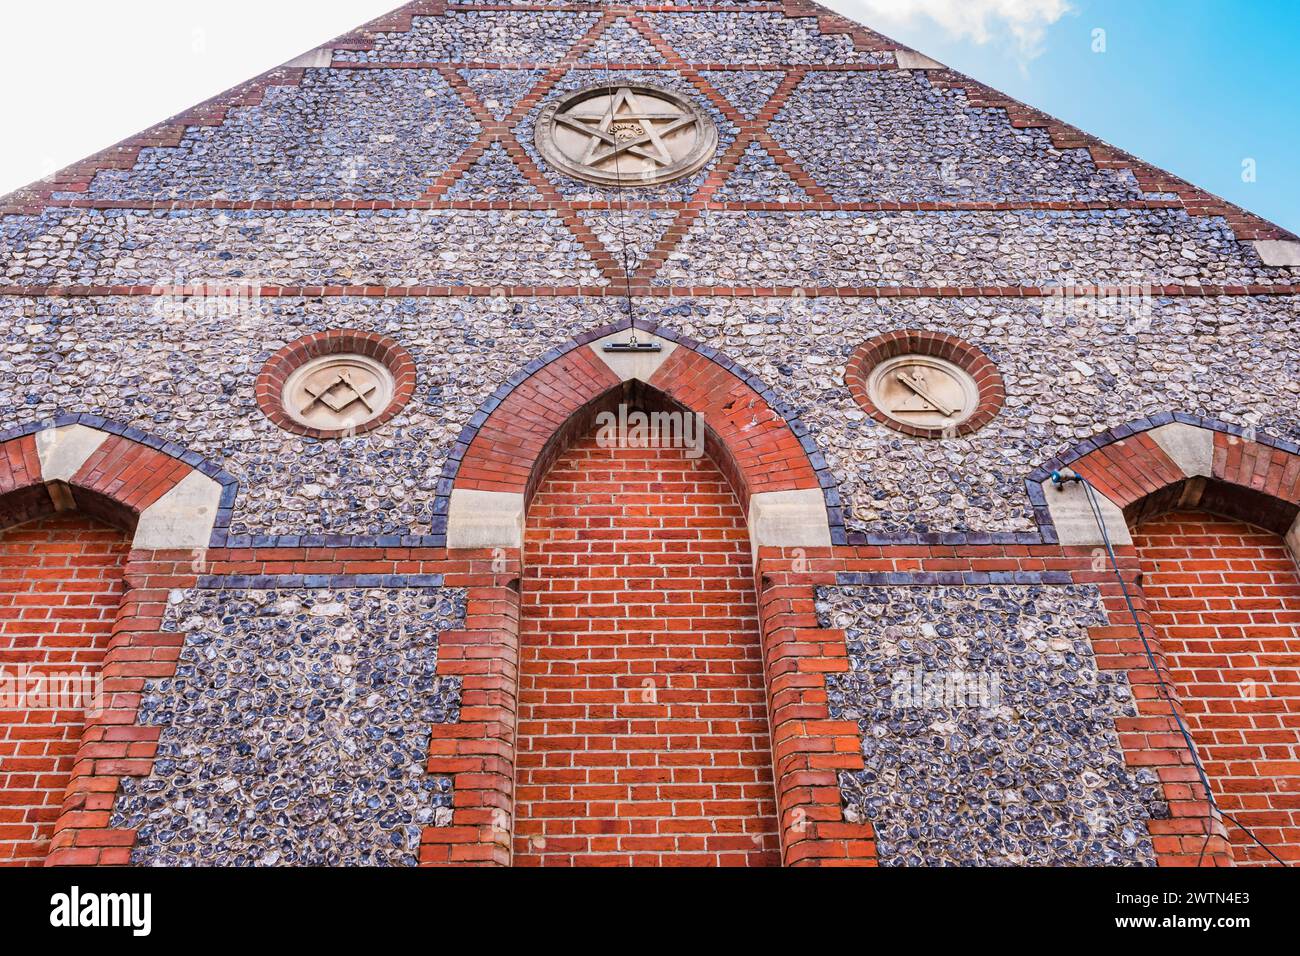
[1,1,1297,867]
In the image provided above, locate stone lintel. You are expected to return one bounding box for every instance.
[748,488,833,553]
[1042,478,1132,547]
[447,489,526,550]
[1148,422,1213,478]
[1252,240,1300,267]
[34,424,110,483]
[588,330,678,384]
[134,470,223,550]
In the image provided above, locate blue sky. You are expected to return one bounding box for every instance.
[828,0,1300,232]
[0,1,1296,233]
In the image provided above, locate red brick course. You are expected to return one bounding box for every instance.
[1,284,1295,300]
[420,560,522,867]
[755,559,876,866]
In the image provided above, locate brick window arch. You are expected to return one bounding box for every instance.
[0,419,235,865]
[0,418,233,550]
[440,322,844,548]
[1040,416,1300,866]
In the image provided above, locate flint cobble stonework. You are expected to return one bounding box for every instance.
[2,1,1298,867]
[2,295,1294,538]
[0,208,607,288]
[335,11,600,64]
[109,587,465,866]
[78,69,479,202]
[645,12,894,64]
[770,72,1147,203]
[661,209,1291,288]
[819,584,1160,866]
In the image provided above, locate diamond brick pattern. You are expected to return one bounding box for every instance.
[1,0,1297,871]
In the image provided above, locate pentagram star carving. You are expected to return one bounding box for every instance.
[536,83,718,187]
[556,87,697,171]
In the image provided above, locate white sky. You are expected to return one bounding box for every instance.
[0,0,1068,198]
[0,1,399,197]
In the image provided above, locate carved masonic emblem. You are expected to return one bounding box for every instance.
[536,84,718,187]
[867,356,979,432]
[281,354,396,432]
[890,367,958,418]
[300,370,379,418]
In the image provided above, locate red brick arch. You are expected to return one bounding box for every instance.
[0,420,233,548]
[1048,416,1300,866]
[1063,423,1300,535]
[446,329,831,521]
[0,420,237,865]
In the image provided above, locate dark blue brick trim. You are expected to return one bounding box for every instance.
[195,573,447,590]
[211,533,448,549]
[834,570,1076,587]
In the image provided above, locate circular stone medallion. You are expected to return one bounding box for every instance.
[866,355,979,432]
[536,84,718,187]
[846,331,1005,439]
[256,330,416,439]
[282,354,396,433]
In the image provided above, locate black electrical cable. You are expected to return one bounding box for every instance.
[601,1,641,344]
[1074,475,1288,866]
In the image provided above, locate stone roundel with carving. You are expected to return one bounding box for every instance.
[535,84,718,187]
[846,331,1005,438]
[255,330,417,439]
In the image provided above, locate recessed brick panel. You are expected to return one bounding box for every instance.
[516,426,781,866]
[1134,511,1300,865]
[0,514,130,866]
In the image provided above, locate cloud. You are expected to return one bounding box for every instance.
[848,0,1073,58]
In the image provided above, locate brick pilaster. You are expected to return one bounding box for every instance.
[421,567,522,866]
[757,556,876,866]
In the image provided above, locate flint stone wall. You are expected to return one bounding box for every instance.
[818,583,1160,866]
[110,586,465,867]
[2,294,1294,538]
